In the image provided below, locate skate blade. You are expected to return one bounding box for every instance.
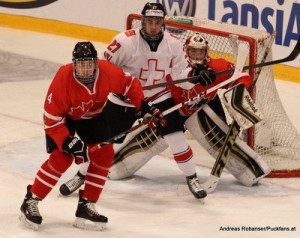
[198,198,205,204]
[200,175,219,193]
[73,217,106,231]
[19,213,39,231]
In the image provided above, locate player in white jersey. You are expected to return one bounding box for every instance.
[103,15,186,101]
[59,2,213,200]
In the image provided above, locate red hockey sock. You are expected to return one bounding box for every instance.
[174,146,193,163]
[31,149,73,199]
[83,144,114,202]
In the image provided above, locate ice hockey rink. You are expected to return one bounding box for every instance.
[0,26,299,238]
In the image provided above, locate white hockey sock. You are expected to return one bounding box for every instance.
[163,131,196,177]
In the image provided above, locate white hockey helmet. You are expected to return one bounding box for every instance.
[184,33,209,65]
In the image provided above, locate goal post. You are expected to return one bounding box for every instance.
[126,13,300,177]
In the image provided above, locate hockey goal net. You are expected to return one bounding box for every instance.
[127,14,300,177]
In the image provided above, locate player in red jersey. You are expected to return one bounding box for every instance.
[60,2,210,201]
[19,41,164,231]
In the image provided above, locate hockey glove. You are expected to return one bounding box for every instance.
[62,136,89,164]
[191,64,216,87]
[140,100,166,128]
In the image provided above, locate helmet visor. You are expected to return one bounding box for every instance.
[73,58,97,84]
[188,48,206,64]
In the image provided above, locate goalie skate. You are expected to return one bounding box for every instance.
[60,171,85,196]
[73,190,107,231]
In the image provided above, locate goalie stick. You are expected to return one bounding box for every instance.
[142,35,300,90]
[201,32,279,193]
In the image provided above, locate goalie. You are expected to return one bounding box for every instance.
[172,33,270,190]
[59,34,270,195]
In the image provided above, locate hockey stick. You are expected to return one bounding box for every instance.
[107,117,152,143]
[201,33,278,193]
[107,34,298,144]
[142,35,300,90]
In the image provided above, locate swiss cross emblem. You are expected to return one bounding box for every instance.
[139,59,165,84]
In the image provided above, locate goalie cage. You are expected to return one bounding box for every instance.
[127,13,300,178]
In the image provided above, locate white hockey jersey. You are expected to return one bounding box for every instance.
[102,28,188,103]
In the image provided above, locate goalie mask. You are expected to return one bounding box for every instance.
[72,41,98,84]
[140,2,166,42]
[184,33,209,65]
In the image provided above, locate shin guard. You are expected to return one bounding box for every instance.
[109,127,167,180]
[184,105,270,186]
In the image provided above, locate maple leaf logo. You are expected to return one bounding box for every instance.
[69,100,94,117]
[180,87,198,101]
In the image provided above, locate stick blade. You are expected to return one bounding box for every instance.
[200,174,219,194]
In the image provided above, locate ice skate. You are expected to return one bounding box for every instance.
[186,174,207,202]
[73,190,107,231]
[60,171,85,196]
[19,185,42,231]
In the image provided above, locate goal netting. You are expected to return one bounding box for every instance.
[127,14,300,177]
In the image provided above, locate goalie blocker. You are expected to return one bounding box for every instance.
[220,83,263,130]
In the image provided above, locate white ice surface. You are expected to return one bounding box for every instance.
[0,27,300,238]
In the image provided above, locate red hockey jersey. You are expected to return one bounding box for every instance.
[43,60,144,150]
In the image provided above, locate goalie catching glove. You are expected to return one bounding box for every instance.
[190,64,216,86]
[140,100,166,128]
[62,136,90,164]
